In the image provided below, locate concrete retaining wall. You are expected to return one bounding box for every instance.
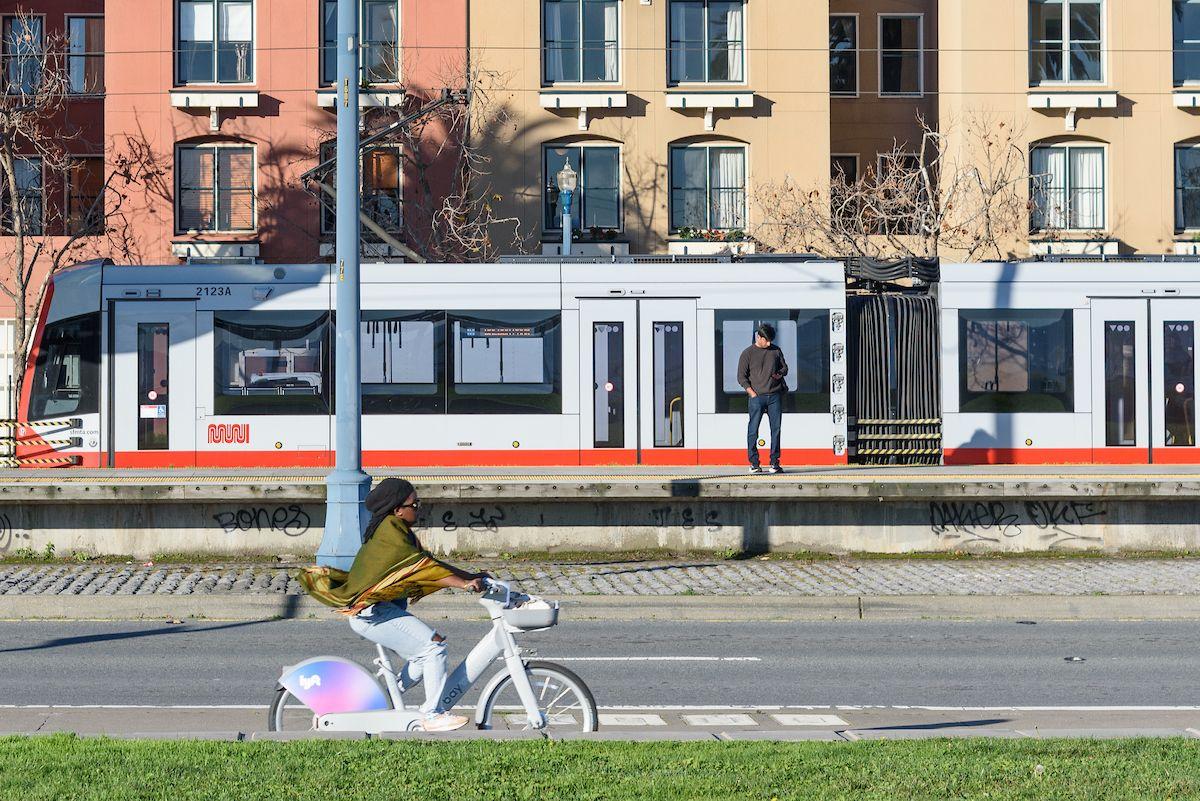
[4,492,1200,557]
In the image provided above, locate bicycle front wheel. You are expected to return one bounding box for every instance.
[477,660,598,733]
[267,686,319,732]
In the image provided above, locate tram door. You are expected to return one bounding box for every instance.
[110,301,197,467]
[1090,299,1149,462]
[1150,299,1200,462]
[579,299,698,465]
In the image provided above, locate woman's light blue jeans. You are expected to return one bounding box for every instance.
[348,600,448,715]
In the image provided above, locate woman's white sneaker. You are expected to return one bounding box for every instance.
[421,712,469,732]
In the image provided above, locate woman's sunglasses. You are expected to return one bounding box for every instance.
[399,499,422,510]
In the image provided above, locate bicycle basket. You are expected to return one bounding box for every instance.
[501,598,559,630]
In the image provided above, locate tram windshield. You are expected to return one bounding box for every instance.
[28,312,100,420]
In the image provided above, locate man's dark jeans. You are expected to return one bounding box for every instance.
[747,392,782,467]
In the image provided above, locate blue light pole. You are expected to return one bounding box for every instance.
[556,160,577,257]
[318,0,371,570]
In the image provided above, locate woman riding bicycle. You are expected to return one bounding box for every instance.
[299,478,487,732]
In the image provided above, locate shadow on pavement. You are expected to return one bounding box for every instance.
[0,619,279,655]
[855,718,1013,731]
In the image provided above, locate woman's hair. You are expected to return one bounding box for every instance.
[756,323,776,342]
[362,477,415,543]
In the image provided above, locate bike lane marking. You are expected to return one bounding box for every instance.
[683,714,758,726]
[772,714,849,726]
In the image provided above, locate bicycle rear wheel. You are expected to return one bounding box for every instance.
[267,686,319,732]
[477,661,598,733]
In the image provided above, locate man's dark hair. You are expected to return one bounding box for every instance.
[756,323,776,342]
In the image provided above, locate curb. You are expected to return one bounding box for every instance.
[3,593,1200,622]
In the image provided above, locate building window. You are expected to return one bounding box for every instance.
[670,145,745,231]
[67,157,104,235]
[177,145,255,233]
[2,15,42,94]
[363,147,402,241]
[829,15,857,96]
[543,0,618,84]
[543,145,620,232]
[1176,146,1200,230]
[959,309,1075,413]
[322,1,400,85]
[879,15,922,96]
[1176,1,1200,85]
[669,0,744,84]
[177,0,253,85]
[1,157,42,235]
[1030,144,1104,230]
[319,142,403,239]
[1030,0,1102,85]
[67,16,104,94]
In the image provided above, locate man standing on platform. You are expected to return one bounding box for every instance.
[737,323,788,474]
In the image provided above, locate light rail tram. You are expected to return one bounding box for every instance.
[17,255,1200,468]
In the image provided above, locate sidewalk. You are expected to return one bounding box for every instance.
[4,557,1200,621]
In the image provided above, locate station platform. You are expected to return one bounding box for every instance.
[1,464,1200,501]
[1,465,1199,559]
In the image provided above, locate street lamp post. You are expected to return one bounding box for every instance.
[318,0,371,570]
[557,160,577,257]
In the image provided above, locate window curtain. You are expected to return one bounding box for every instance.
[1031,147,1066,229]
[602,1,618,81]
[1070,147,1103,229]
[724,2,744,82]
[220,1,252,41]
[181,2,215,41]
[710,148,745,229]
[544,1,568,82]
[670,2,703,82]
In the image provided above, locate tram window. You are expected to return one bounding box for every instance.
[214,311,331,415]
[593,322,625,448]
[446,311,561,414]
[714,310,830,414]
[1104,321,1137,446]
[653,321,685,447]
[361,311,445,414]
[1163,320,1195,447]
[959,309,1074,413]
[28,312,100,420]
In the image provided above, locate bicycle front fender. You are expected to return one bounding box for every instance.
[472,661,527,726]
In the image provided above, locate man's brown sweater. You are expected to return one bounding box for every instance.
[737,345,789,395]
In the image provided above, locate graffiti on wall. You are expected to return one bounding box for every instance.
[929,500,1106,547]
[213,505,312,537]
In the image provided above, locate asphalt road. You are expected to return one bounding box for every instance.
[2,619,1197,708]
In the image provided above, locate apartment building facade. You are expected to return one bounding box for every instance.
[468,0,831,256]
[940,0,1200,256]
[0,0,466,280]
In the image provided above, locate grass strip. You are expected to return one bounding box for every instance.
[3,735,1200,801]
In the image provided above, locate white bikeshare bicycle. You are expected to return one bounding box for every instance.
[268,579,598,733]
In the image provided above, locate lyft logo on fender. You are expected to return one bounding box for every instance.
[208,423,250,444]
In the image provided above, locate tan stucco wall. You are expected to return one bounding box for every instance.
[469,0,831,254]
[940,0,1200,256]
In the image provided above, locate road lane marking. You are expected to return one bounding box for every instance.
[683,714,757,726]
[772,714,848,727]
[600,714,668,726]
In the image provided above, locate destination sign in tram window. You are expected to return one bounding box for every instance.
[448,311,562,414]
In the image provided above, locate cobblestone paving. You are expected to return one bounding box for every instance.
[2,559,1200,596]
